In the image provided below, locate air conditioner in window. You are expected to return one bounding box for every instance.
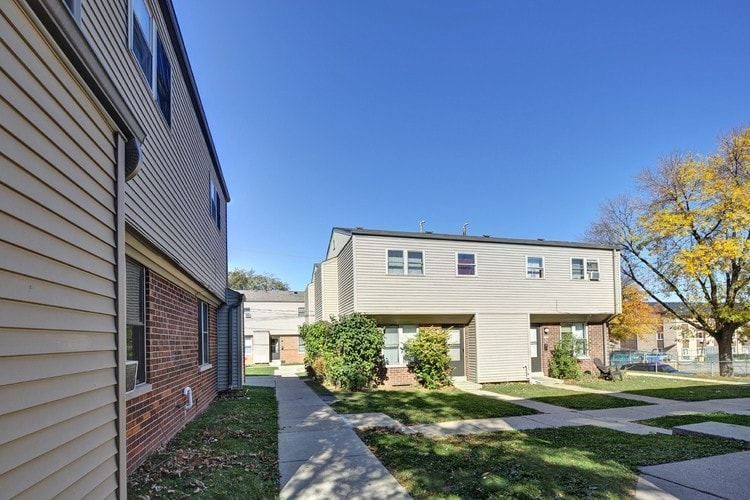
[588,271,600,281]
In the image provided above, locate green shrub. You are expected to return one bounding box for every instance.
[404,326,453,389]
[548,332,582,380]
[299,320,332,365]
[325,313,385,390]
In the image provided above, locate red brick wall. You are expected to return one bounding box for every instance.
[279,335,306,364]
[540,322,607,376]
[125,269,218,473]
[381,366,417,387]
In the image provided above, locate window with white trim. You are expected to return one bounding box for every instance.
[526,256,544,279]
[244,307,251,318]
[210,178,221,229]
[126,258,146,386]
[387,250,424,275]
[130,0,171,124]
[244,337,252,356]
[586,259,600,280]
[383,325,417,365]
[561,322,587,357]
[298,306,306,317]
[298,337,306,353]
[681,348,690,357]
[199,301,209,365]
[456,253,476,276]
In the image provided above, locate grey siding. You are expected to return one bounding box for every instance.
[474,314,530,382]
[1,1,119,496]
[352,234,618,316]
[313,267,322,322]
[337,239,355,315]
[217,289,243,390]
[82,0,227,299]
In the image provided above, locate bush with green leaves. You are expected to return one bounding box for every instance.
[548,332,582,380]
[325,313,385,390]
[299,320,332,366]
[404,326,453,389]
[300,313,384,390]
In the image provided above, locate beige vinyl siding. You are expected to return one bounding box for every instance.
[338,240,355,315]
[352,235,618,316]
[475,314,530,382]
[321,259,340,319]
[465,316,477,382]
[81,0,227,299]
[313,266,322,322]
[305,282,316,323]
[1,1,119,497]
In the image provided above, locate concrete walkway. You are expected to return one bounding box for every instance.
[249,370,750,499]
[248,368,410,499]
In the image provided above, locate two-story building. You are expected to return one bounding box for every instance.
[307,228,622,384]
[1,0,239,496]
[240,290,307,365]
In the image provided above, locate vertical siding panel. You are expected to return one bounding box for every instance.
[338,240,355,314]
[1,1,119,496]
[321,259,339,318]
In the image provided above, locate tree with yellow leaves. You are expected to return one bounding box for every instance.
[609,284,661,342]
[588,127,750,376]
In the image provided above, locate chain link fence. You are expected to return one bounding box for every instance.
[674,358,750,376]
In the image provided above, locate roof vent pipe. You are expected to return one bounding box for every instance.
[419,220,426,233]
[462,223,469,236]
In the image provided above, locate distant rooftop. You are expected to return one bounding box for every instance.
[333,227,620,251]
[238,290,305,303]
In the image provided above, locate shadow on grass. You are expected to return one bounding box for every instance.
[330,388,536,425]
[622,383,750,401]
[362,426,750,499]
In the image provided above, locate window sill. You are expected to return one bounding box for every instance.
[126,383,153,401]
[199,363,213,373]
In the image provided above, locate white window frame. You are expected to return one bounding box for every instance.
[526,256,544,279]
[383,325,418,365]
[456,252,477,276]
[129,0,171,124]
[586,259,600,281]
[244,307,251,319]
[244,337,253,356]
[386,250,424,275]
[199,301,210,365]
[210,179,221,230]
[561,322,588,358]
[298,336,306,353]
[571,258,585,280]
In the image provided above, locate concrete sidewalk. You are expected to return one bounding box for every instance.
[248,372,410,499]
[248,372,750,499]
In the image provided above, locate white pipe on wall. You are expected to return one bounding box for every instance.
[183,386,193,410]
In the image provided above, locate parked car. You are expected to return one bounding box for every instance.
[610,350,642,366]
[644,350,671,363]
[621,362,679,373]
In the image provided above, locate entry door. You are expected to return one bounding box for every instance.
[529,326,542,372]
[447,327,464,377]
[270,336,280,361]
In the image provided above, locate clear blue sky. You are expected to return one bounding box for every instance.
[173,1,749,291]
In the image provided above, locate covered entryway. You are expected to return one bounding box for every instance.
[447,327,465,377]
[529,324,542,372]
[270,336,281,361]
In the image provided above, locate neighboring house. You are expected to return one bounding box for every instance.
[618,304,750,362]
[241,290,307,365]
[307,228,622,384]
[1,0,238,496]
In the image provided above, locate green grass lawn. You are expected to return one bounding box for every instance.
[571,375,750,401]
[330,386,536,425]
[245,365,277,376]
[483,383,651,410]
[127,387,278,498]
[638,412,750,429]
[362,426,750,499]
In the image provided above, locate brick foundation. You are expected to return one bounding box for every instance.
[279,335,306,364]
[541,322,607,376]
[380,366,417,387]
[125,269,218,473]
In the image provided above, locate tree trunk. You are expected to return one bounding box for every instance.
[716,326,735,377]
